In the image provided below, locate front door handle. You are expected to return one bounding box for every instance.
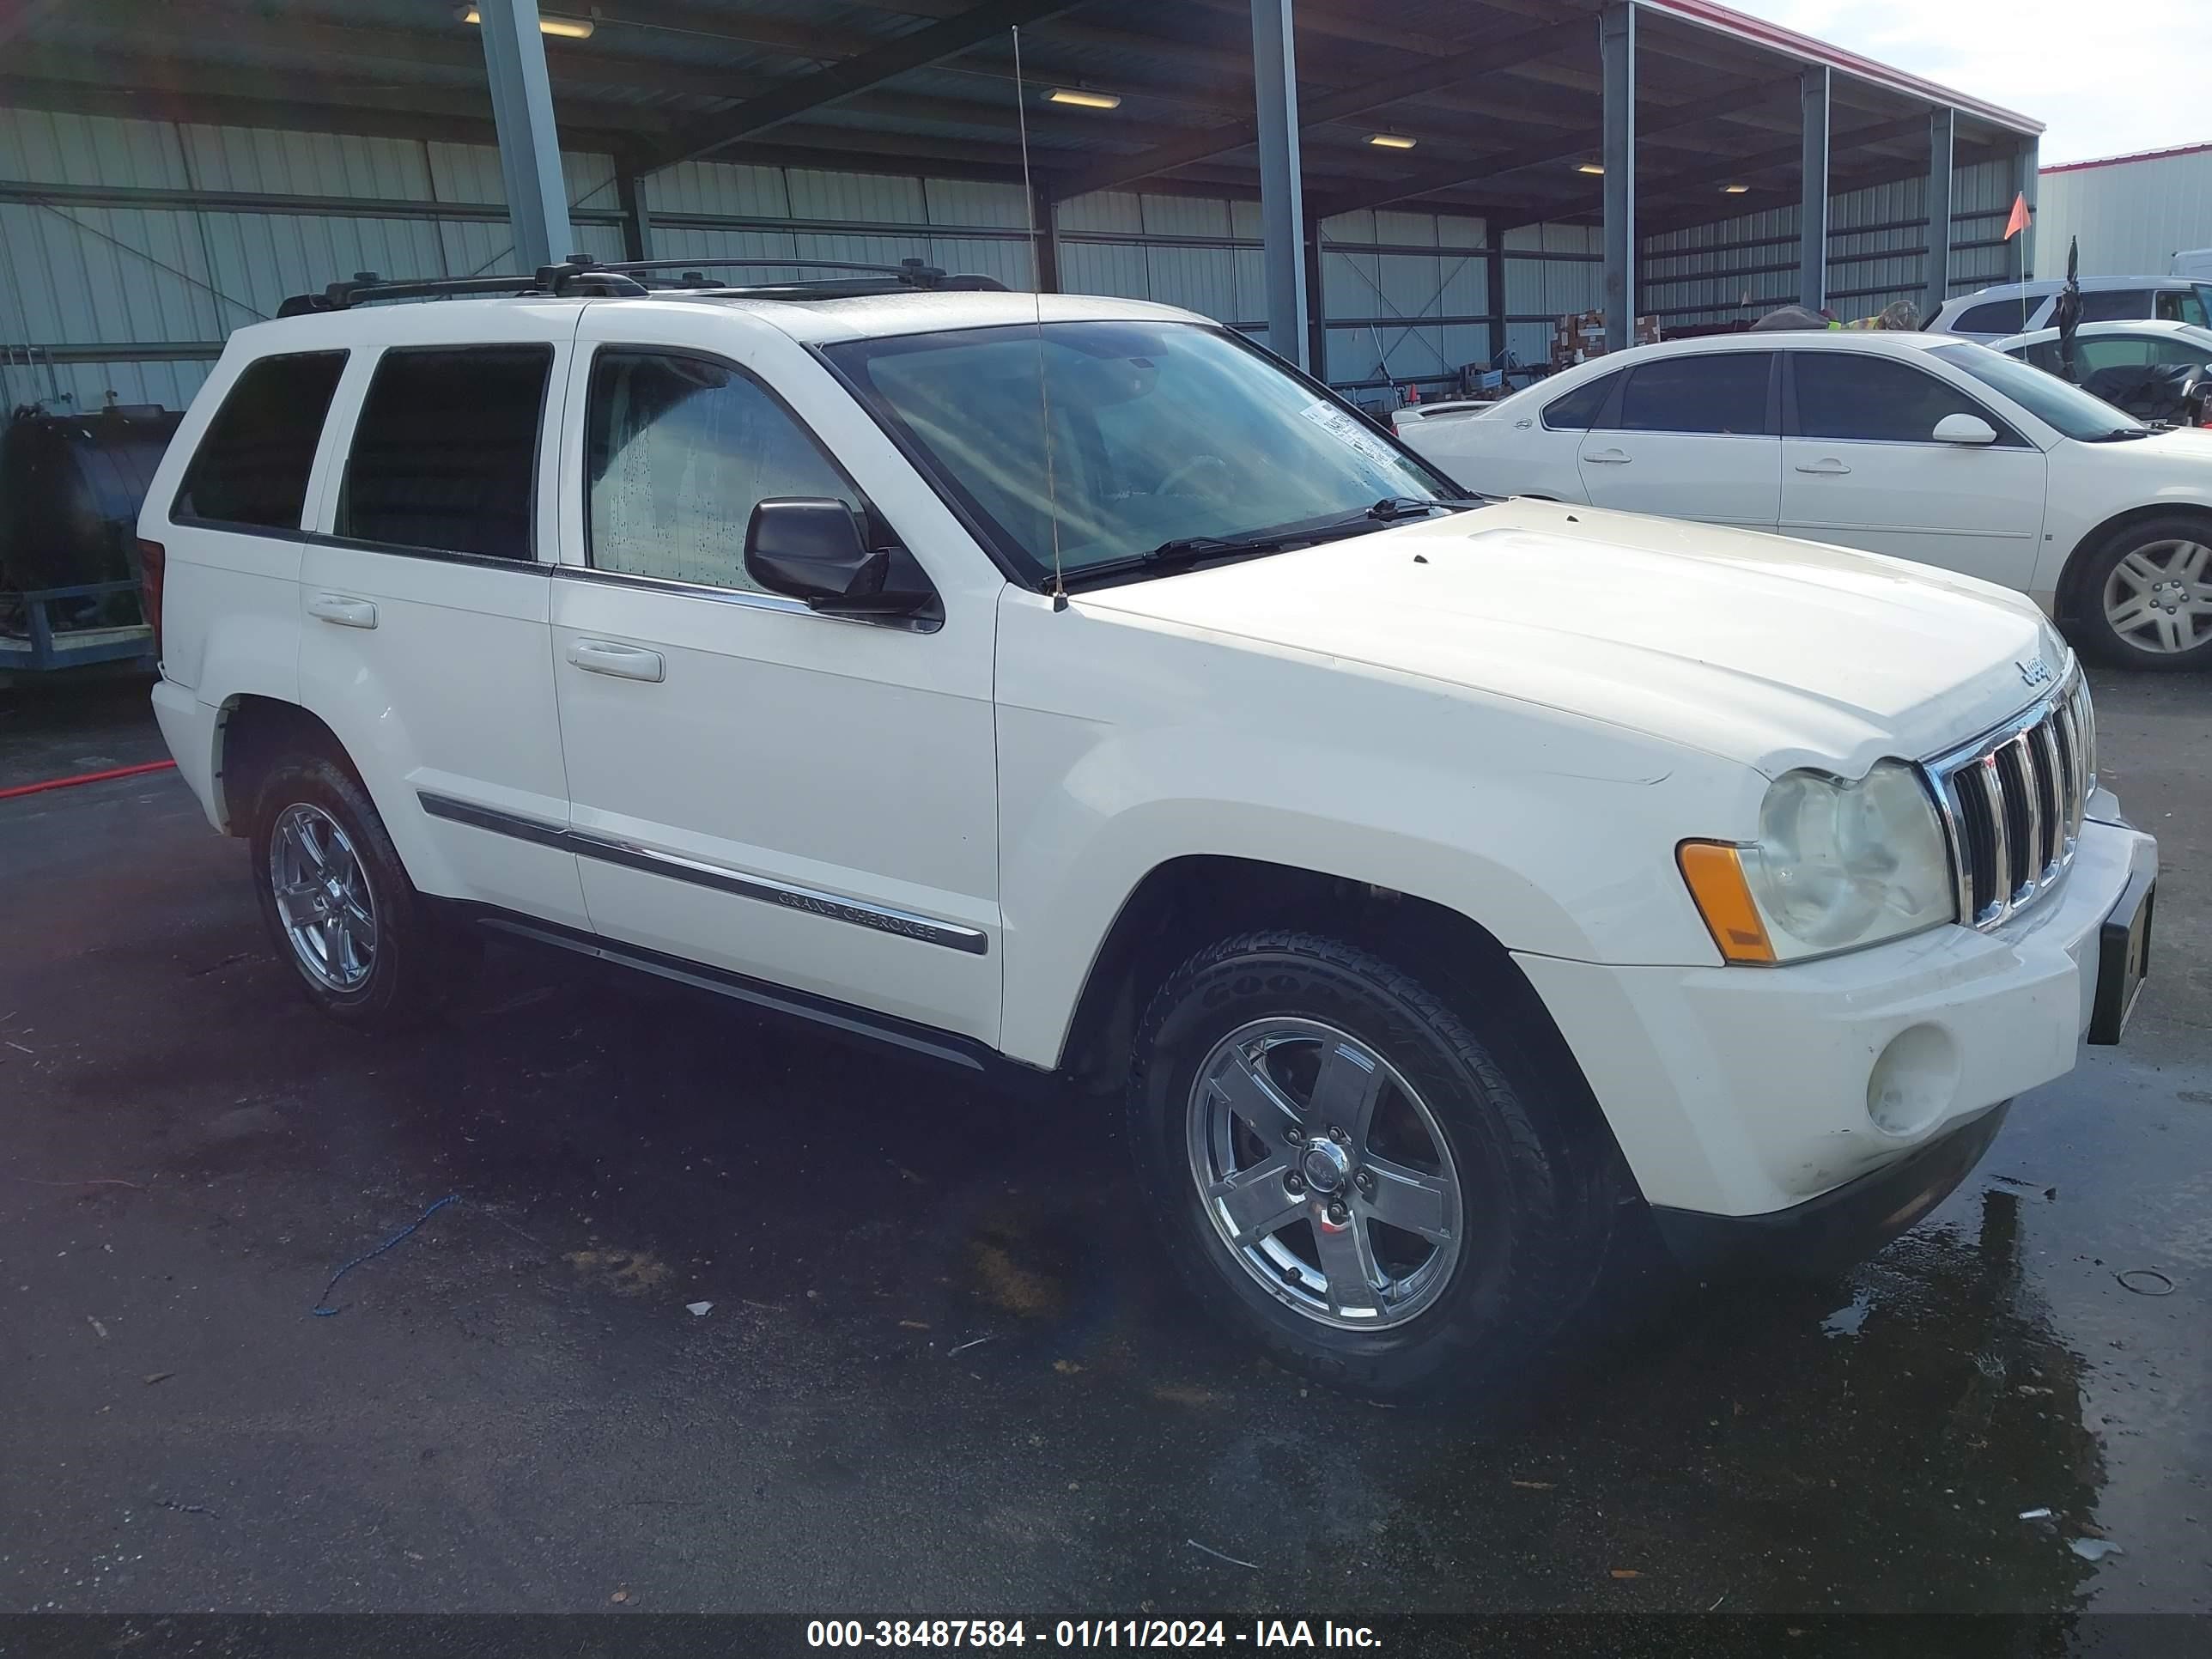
[567,639,665,683]
[307,594,377,629]
[1581,447,1632,464]
[1795,459,1852,475]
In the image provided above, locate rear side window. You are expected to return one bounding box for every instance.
[2080,290,2155,323]
[1952,299,2036,335]
[1617,353,1772,434]
[1792,352,2008,444]
[1540,368,1622,430]
[173,351,346,529]
[584,349,860,592]
[337,345,551,560]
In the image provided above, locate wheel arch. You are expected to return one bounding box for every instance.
[2054,501,2212,625]
[212,694,356,836]
[1056,853,1637,1193]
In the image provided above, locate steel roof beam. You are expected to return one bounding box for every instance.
[1048,17,1588,202]
[642,0,1082,173]
[1311,75,1796,217]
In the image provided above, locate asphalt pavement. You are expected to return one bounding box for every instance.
[1,670,2206,1629]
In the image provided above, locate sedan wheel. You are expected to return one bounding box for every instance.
[2101,537,2212,658]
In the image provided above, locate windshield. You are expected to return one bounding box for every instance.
[822,320,1464,584]
[1930,342,2152,441]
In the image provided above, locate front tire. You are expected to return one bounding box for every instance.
[2070,515,2212,671]
[1127,931,1609,1404]
[248,755,452,1031]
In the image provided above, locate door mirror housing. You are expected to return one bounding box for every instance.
[744,498,935,617]
[1932,412,1998,446]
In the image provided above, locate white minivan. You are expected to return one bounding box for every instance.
[1929,276,2212,340]
[141,260,2156,1402]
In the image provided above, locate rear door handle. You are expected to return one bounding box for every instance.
[307,594,377,629]
[1795,459,1852,475]
[1581,447,1632,464]
[567,639,665,683]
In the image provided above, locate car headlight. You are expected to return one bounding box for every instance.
[1679,762,1955,963]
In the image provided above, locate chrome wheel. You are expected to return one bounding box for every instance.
[1187,1018,1463,1330]
[2103,538,2212,655]
[268,803,378,992]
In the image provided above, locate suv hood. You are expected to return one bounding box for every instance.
[1075,499,2064,775]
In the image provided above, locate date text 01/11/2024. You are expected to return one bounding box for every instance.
[805,1620,1383,1649]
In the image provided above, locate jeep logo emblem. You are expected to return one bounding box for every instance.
[2018,658,2053,687]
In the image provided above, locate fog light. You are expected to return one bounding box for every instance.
[1866,1023,1959,1136]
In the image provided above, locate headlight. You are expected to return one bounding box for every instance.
[1680,762,1955,963]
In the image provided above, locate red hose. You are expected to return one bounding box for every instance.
[0,758,177,802]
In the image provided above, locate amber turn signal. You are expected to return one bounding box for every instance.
[1677,842,1776,964]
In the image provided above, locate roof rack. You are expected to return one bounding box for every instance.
[276,254,1006,317]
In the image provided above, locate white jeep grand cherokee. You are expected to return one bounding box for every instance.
[141,264,2157,1402]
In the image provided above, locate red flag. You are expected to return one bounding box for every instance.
[2003,191,2032,240]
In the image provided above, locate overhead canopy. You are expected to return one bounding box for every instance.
[2,0,2041,233]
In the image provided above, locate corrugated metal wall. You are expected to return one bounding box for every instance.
[0,104,1042,415]
[642,161,1034,291]
[1640,155,2016,327]
[2037,149,2212,278]
[0,106,635,411]
[1056,190,1598,391]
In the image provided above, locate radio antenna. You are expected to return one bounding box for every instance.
[1012,25,1067,611]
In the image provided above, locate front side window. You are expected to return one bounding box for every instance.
[173,351,347,529]
[337,346,550,559]
[823,320,1462,586]
[1616,353,1771,434]
[2154,288,2211,327]
[2076,336,2160,372]
[1792,351,2008,444]
[1541,368,1622,430]
[584,350,861,592]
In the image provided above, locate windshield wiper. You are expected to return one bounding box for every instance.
[1368,495,1463,520]
[1060,497,1473,593]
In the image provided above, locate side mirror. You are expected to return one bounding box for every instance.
[1932,412,1998,446]
[744,498,933,617]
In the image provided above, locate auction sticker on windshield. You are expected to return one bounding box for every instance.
[1298,399,1404,471]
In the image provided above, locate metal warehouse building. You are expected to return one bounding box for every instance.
[2,0,2042,417]
[2035,142,2212,280]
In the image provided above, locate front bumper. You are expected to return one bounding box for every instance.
[1650,1101,2010,1278]
[1518,811,2156,1223]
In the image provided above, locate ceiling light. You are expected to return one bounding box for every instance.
[1366,133,1418,150]
[1723,183,1751,193]
[458,7,597,40]
[1046,88,1121,110]
[1577,162,1605,176]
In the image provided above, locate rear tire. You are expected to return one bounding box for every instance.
[1127,930,1611,1405]
[2069,514,2212,671]
[248,755,454,1031]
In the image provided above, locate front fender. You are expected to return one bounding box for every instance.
[993,594,1756,1070]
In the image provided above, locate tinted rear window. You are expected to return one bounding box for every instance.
[1617,353,1772,434]
[1540,368,1622,429]
[2080,290,2156,323]
[337,346,551,560]
[1953,298,2037,334]
[173,352,347,529]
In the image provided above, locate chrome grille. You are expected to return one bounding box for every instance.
[1925,672,2094,930]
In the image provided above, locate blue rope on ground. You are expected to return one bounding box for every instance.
[310,1194,460,1316]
